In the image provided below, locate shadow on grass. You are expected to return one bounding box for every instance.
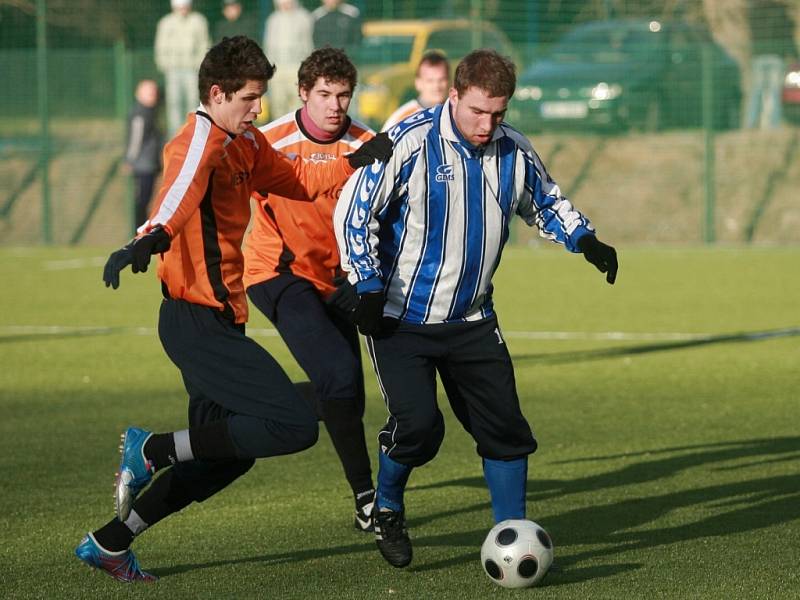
[147,436,799,583]
[406,529,641,586]
[150,539,376,578]
[509,326,800,365]
[150,524,637,587]
[415,436,800,499]
[404,436,800,583]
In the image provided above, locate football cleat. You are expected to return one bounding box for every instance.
[115,427,155,521]
[374,508,412,568]
[75,533,156,583]
[354,498,375,533]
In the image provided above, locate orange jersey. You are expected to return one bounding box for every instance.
[381,99,423,132]
[143,110,355,323]
[243,110,374,297]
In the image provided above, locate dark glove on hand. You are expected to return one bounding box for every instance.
[103,226,171,289]
[578,235,618,285]
[347,132,393,169]
[326,276,359,315]
[352,290,385,336]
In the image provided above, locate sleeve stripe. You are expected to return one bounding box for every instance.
[271,129,306,150]
[151,115,213,227]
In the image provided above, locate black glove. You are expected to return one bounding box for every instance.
[578,235,618,285]
[347,132,393,169]
[352,290,385,336]
[325,276,359,316]
[103,226,171,289]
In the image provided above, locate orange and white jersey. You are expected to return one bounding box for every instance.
[143,109,355,323]
[243,110,374,297]
[382,99,424,132]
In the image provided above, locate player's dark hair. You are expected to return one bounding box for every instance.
[453,49,516,99]
[198,36,275,104]
[416,50,450,78]
[297,47,357,93]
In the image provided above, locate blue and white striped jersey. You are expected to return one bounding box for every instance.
[334,100,596,325]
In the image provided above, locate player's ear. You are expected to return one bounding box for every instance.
[209,84,226,104]
[298,86,310,103]
[448,87,459,105]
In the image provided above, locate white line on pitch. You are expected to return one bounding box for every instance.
[43,257,107,270]
[0,324,752,342]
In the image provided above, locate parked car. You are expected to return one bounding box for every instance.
[357,19,517,129]
[782,61,800,124]
[509,19,741,132]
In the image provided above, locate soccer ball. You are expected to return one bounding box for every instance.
[480,519,554,588]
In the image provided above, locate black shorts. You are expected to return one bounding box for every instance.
[157,297,316,431]
[365,315,537,467]
[246,274,364,419]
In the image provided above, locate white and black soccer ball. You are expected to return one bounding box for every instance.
[480,519,554,589]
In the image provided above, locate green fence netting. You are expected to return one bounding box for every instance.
[1,0,798,245]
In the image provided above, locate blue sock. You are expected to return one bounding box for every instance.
[376,452,412,512]
[483,457,527,523]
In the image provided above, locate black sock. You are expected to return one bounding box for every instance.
[132,468,194,527]
[355,488,375,510]
[188,419,238,461]
[93,519,134,553]
[143,433,176,470]
[323,410,373,495]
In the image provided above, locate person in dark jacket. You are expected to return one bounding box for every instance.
[125,80,163,231]
[312,0,362,57]
[214,0,260,43]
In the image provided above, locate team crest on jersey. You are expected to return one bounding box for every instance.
[435,164,455,182]
[232,171,250,186]
[308,151,336,163]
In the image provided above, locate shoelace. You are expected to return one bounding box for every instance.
[377,512,406,539]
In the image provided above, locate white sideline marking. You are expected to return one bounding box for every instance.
[0,324,751,342]
[0,325,280,337]
[44,257,107,270]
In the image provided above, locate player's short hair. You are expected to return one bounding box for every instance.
[416,50,450,77]
[297,47,357,93]
[453,49,516,99]
[198,36,275,104]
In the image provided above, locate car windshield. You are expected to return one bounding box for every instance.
[358,34,415,65]
[550,25,664,63]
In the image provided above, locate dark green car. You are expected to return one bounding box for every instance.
[510,19,742,132]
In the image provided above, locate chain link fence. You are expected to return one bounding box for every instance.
[1,0,798,246]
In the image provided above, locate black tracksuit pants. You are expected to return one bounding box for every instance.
[156,297,319,502]
[365,315,537,468]
[247,274,373,495]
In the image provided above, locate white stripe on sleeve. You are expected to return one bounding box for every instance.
[150,115,213,227]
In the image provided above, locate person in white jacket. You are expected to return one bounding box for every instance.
[264,0,313,119]
[155,0,211,135]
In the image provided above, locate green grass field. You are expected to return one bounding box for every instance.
[1,245,798,599]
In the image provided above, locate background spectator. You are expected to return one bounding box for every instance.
[214,0,260,43]
[312,0,362,57]
[154,0,210,136]
[264,0,313,119]
[744,0,796,129]
[124,79,163,232]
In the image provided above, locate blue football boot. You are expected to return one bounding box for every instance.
[115,427,155,521]
[75,533,156,583]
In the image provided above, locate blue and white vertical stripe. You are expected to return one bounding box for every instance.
[333,101,595,325]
